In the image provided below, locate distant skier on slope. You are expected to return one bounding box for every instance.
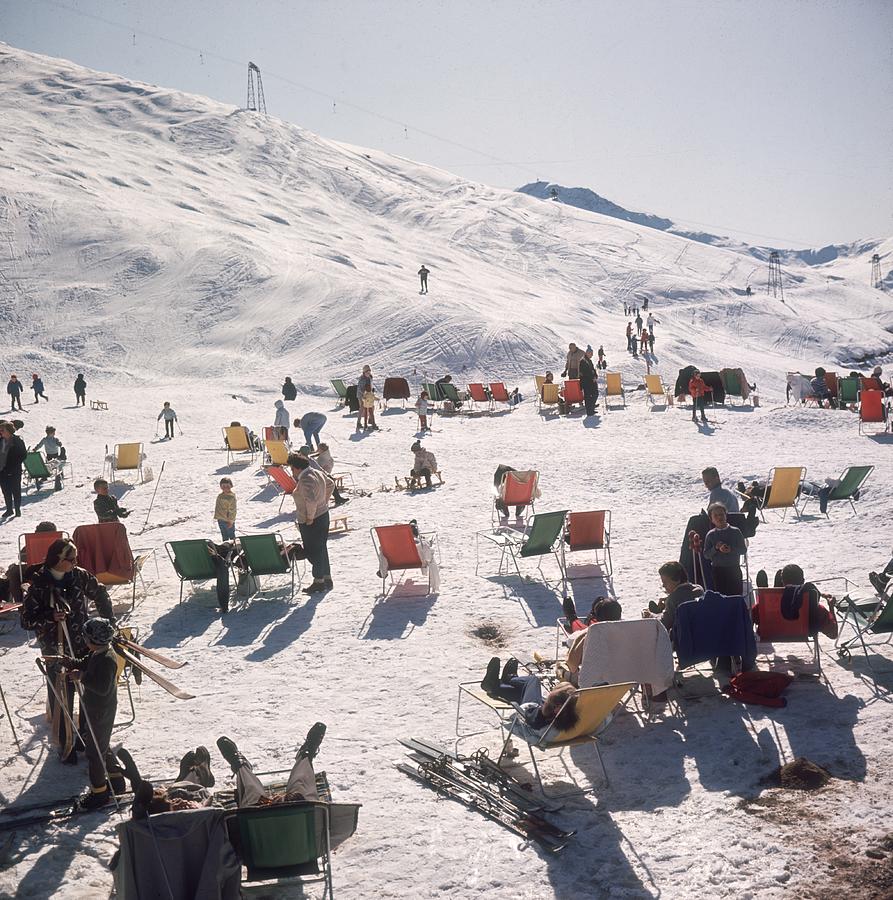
[418,265,430,294]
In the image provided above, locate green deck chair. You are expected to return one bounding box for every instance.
[439,382,463,408]
[238,533,297,599]
[166,539,220,604]
[421,381,442,405]
[331,379,348,405]
[721,369,744,402]
[23,452,53,491]
[235,801,334,898]
[800,465,873,517]
[475,510,569,591]
[838,376,860,406]
[836,588,893,671]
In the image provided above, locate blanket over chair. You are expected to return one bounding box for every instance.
[577,618,675,692]
[72,522,135,583]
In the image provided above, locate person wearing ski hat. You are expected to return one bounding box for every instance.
[296,444,349,506]
[6,374,24,411]
[63,616,127,808]
[578,345,599,416]
[21,538,115,762]
[410,441,437,488]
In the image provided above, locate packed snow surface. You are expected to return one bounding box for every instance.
[1,43,892,900]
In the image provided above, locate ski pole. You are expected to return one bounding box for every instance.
[0,680,20,749]
[176,420,183,436]
[139,460,166,533]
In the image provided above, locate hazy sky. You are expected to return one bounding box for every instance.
[3,0,891,247]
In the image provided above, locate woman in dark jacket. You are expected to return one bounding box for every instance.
[0,420,27,517]
[578,346,599,416]
[74,373,87,406]
[281,377,297,401]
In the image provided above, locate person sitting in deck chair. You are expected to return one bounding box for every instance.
[562,598,623,684]
[0,520,59,607]
[869,553,893,595]
[809,368,836,409]
[561,595,618,634]
[480,658,579,738]
[754,563,838,639]
[493,464,538,519]
[645,560,703,635]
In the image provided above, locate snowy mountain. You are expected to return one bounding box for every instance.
[1,43,891,394]
[517,181,890,272]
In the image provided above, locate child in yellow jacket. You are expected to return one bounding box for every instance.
[214,478,237,540]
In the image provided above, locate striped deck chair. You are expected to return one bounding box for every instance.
[538,382,560,411]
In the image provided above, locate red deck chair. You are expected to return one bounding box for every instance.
[859,377,876,393]
[265,465,297,511]
[566,511,612,576]
[72,522,151,608]
[859,390,888,435]
[494,470,539,525]
[489,383,512,409]
[752,587,820,671]
[562,380,585,411]
[371,524,434,597]
[824,371,839,400]
[467,383,492,411]
[19,530,65,569]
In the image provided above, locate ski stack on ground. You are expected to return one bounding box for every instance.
[0,790,135,832]
[397,738,574,852]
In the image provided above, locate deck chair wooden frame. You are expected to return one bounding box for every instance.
[166,539,229,604]
[753,588,821,673]
[644,374,668,408]
[223,426,256,465]
[835,584,893,670]
[798,465,874,517]
[106,442,144,483]
[489,382,513,410]
[538,382,560,411]
[467,383,492,412]
[565,510,612,577]
[371,524,437,598]
[113,625,138,729]
[760,466,806,521]
[475,510,568,590]
[491,469,539,528]
[234,800,334,899]
[859,390,888,435]
[498,682,634,796]
[237,532,298,600]
[603,373,625,410]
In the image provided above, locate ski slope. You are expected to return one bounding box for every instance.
[1,43,892,900]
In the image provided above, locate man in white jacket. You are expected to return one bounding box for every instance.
[289,454,333,594]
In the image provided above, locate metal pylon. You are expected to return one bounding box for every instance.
[871,254,882,289]
[246,62,266,114]
[767,251,784,302]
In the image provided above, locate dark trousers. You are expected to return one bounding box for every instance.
[492,674,543,705]
[83,699,121,789]
[581,380,599,415]
[712,565,743,596]
[76,392,85,406]
[164,419,174,438]
[1,472,22,514]
[299,511,330,580]
[420,277,427,293]
[692,396,707,421]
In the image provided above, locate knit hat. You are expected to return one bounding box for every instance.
[873,366,882,376]
[411,441,422,451]
[83,617,115,646]
[299,445,313,455]
[585,345,593,354]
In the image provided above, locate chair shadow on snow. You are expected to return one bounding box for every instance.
[359,582,438,640]
[244,591,325,663]
[483,575,562,629]
[250,513,294,529]
[210,591,296,648]
[837,653,893,702]
[140,592,221,648]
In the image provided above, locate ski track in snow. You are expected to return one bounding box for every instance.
[0,41,891,900]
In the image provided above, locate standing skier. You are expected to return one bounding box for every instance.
[579,346,599,416]
[157,402,178,439]
[597,345,607,370]
[418,265,430,294]
[635,312,643,336]
[32,374,48,403]
[6,375,23,411]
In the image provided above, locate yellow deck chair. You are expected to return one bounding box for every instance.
[533,375,546,395]
[538,382,560,410]
[644,374,667,407]
[108,442,144,482]
[760,466,806,521]
[113,625,138,728]
[266,439,290,466]
[223,425,256,465]
[499,682,634,796]
[603,372,626,410]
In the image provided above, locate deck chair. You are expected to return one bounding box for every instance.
[438,382,463,410]
[467,383,492,411]
[238,533,297,600]
[166,539,224,604]
[837,376,860,407]
[19,530,66,577]
[644,375,667,408]
[113,624,138,728]
[786,372,812,405]
[561,380,585,412]
[824,371,839,401]
[566,510,612,577]
[234,801,334,898]
[331,378,348,405]
[72,522,151,607]
[475,510,568,589]
[265,439,290,466]
[265,465,297,512]
[759,466,806,520]
[835,585,893,669]
[223,426,256,465]
[799,465,874,517]
[498,682,634,796]
[533,375,546,395]
[421,382,442,406]
[22,452,55,492]
[859,390,888,435]
[371,524,437,597]
[106,442,144,483]
[492,469,539,526]
[721,368,751,405]
[538,382,560,411]
[753,587,821,671]
[382,376,411,409]
[603,372,625,410]
[489,383,513,410]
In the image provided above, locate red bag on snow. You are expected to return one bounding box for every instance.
[721,671,793,708]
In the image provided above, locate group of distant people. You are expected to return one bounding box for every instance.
[7,373,88,409]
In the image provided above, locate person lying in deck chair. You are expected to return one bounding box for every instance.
[480,658,579,738]
[754,564,838,639]
[869,554,893,595]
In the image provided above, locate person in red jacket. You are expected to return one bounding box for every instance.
[688,369,710,424]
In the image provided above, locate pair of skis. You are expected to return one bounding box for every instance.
[0,789,136,832]
[397,738,575,852]
[112,636,194,701]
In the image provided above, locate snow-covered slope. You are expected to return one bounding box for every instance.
[1,43,891,397]
[517,181,892,273]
